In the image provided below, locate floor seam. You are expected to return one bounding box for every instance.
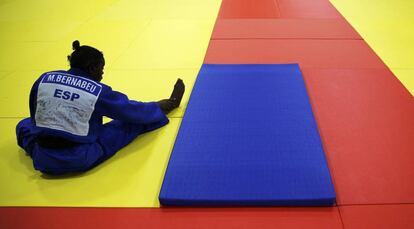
[212,38,363,41]
[338,203,414,207]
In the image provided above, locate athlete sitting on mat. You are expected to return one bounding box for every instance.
[16,40,185,175]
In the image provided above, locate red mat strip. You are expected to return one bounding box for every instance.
[205,39,386,68]
[0,207,344,229]
[212,19,361,39]
[218,0,280,19]
[340,204,414,229]
[302,68,414,205]
[278,0,343,18]
[218,0,343,19]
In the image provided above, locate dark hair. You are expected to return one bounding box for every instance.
[67,40,104,72]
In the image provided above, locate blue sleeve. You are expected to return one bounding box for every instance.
[95,85,168,124]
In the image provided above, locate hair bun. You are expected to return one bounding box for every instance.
[72,40,80,50]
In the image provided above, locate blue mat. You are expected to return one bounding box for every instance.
[159,64,336,206]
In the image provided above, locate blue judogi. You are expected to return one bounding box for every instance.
[16,68,168,174]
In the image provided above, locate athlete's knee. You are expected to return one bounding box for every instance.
[16,118,34,149]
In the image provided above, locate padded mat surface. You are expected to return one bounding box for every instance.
[302,68,414,205]
[278,0,342,19]
[218,0,280,19]
[0,118,181,207]
[330,0,414,95]
[340,204,414,229]
[159,64,336,206]
[112,19,217,70]
[205,39,385,68]
[0,207,344,229]
[390,68,414,95]
[212,19,361,39]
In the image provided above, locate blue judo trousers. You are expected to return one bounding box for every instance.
[16,68,168,175]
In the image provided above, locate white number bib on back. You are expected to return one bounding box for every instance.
[35,72,102,136]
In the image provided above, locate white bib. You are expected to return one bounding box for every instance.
[35,72,102,136]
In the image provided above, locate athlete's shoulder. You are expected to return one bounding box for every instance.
[37,70,66,79]
[42,70,67,75]
[94,80,111,92]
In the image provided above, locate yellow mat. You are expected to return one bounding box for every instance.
[112,19,217,70]
[37,20,152,72]
[0,118,181,207]
[0,0,221,207]
[0,71,41,118]
[0,0,117,72]
[330,0,414,95]
[0,71,11,80]
[0,0,221,72]
[391,68,414,94]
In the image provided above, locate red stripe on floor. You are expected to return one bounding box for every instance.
[302,68,414,205]
[340,204,414,229]
[0,207,344,229]
[278,0,343,18]
[212,19,361,39]
[205,39,385,68]
[218,0,280,19]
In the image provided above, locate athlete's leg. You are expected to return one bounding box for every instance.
[89,119,169,168]
[16,118,38,156]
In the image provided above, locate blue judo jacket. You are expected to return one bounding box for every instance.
[28,68,168,143]
[17,68,169,174]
